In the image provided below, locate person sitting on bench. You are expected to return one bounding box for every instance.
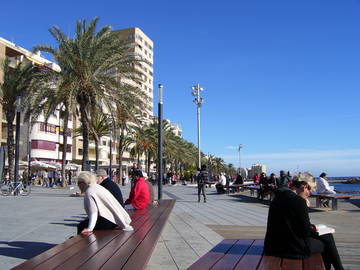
[264,180,344,270]
[215,172,227,194]
[125,170,150,210]
[77,171,133,235]
[316,172,336,207]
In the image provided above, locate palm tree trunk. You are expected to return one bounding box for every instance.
[147,151,151,176]
[61,109,69,187]
[118,131,124,182]
[6,112,15,182]
[95,140,99,171]
[79,105,89,171]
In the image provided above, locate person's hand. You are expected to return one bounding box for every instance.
[153,200,159,206]
[81,228,93,235]
[311,224,317,232]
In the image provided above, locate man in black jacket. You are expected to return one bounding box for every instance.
[264,181,344,270]
[96,169,124,207]
[197,165,208,203]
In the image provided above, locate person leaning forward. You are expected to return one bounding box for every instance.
[264,180,344,270]
[77,171,133,235]
[96,169,124,207]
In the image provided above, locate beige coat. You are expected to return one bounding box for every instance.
[84,184,131,229]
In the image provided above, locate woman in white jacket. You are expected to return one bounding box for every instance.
[316,172,336,194]
[77,171,133,235]
[316,172,335,208]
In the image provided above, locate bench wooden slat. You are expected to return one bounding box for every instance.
[257,256,282,270]
[32,233,100,270]
[120,200,176,270]
[11,235,85,270]
[77,202,170,270]
[188,239,325,270]
[233,239,264,270]
[211,239,254,270]
[187,239,238,270]
[54,206,161,270]
[281,258,302,270]
[303,253,325,270]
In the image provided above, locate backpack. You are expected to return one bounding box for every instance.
[198,171,209,185]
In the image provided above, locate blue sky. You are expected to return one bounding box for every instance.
[1,0,360,176]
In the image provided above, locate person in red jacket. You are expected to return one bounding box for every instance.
[125,170,150,210]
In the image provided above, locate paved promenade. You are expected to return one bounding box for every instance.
[0,184,359,270]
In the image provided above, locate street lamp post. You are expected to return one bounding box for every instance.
[191,83,204,169]
[14,97,21,195]
[238,144,243,174]
[157,84,164,200]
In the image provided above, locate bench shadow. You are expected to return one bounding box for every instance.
[349,198,360,208]
[0,241,55,260]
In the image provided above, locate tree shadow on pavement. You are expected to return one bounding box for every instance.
[0,241,55,259]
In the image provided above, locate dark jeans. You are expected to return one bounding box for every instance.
[77,216,117,234]
[197,184,206,201]
[309,234,344,270]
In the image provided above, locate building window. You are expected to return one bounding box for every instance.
[128,34,135,39]
[59,129,72,137]
[59,144,72,153]
[39,123,56,134]
[78,148,83,155]
[102,140,107,146]
[31,140,57,151]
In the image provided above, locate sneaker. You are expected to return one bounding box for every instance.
[123,225,134,232]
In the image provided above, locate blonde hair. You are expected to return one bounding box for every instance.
[77,171,96,185]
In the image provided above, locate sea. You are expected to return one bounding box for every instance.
[327,177,360,196]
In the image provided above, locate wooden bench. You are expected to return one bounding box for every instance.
[243,185,260,197]
[187,239,324,270]
[12,199,175,270]
[310,193,354,210]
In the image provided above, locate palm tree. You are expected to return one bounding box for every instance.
[75,112,113,171]
[0,59,51,181]
[34,17,143,170]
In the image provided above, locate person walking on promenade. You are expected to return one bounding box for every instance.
[77,171,133,235]
[316,172,335,207]
[276,170,291,188]
[253,173,260,184]
[197,165,209,202]
[125,170,150,210]
[96,169,124,207]
[258,172,268,199]
[264,180,344,270]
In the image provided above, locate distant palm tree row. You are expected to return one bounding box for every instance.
[0,17,230,186]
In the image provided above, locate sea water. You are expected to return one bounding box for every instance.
[331,183,360,196]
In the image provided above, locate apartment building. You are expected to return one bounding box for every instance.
[1,27,155,173]
[0,37,71,165]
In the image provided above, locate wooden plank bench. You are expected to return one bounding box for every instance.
[12,199,175,270]
[187,239,324,270]
[310,193,354,210]
[243,185,260,197]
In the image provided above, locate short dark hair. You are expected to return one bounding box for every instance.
[134,169,143,178]
[291,180,311,191]
[319,172,327,178]
[201,164,207,170]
